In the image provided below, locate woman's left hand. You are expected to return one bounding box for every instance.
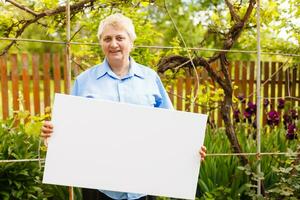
[199,146,207,162]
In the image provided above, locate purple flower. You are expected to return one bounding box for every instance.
[247,102,257,114]
[233,109,240,122]
[267,110,280,126]
[263,99,269,108]
[244,108,252,118]
[277,99,285,109]
[286,124,297,140]
[283,113,291,128]
[289,109,298,120]
[287,123,296,134]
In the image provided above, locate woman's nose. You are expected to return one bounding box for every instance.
[110,39,118,47]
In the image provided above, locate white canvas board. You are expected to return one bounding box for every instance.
[43,93,208,200]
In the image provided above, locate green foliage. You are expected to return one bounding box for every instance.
[0,111,83,199]
[0,113,47,199]
[198,127,249,199]
[197,123,299,199]
[1,0,299,63]
[238,147,300,200]
[265,148,300,200]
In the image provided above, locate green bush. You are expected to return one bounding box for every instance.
[0,112,82,200]
[0,113,48,199]
[197,121,299,199]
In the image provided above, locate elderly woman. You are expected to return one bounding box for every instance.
[41,13,206,200]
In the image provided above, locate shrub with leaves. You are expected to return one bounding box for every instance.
[266,147,300,200]
[0,112,47,199]
[0,110,84,200]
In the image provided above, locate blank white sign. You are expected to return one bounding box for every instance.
[43,93,207,200]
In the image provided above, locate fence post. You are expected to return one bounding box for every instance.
[11,54,19,113]
[22,53,31,112]
[43,53,51,110]
[0,55,9,119]
[32,54,41,115]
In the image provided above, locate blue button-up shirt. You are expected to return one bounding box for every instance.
[71,58,173,200]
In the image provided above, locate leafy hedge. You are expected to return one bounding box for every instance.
[0,112,82,200]
[198,120,300,199]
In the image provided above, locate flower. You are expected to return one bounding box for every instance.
[233,109,240,123]
[283,113,291,128]
[286,124,297,140]
[287,123,296,134]
[289,109,298,120]
[267,110,280,126]
[277,98,285,109]
[263,99,269,108]
[244,108,252,118]
[286,132,297,140]
[247,102,256,114]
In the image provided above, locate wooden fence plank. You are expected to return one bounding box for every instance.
[291,67,297,106]
[277,62,283,105]
[168,83,174,105]
[22,54,31,112]
[199,69,207,114]
[234,61,240,97]
[249,61,255,103]
[185,77,192,112]
[270,62,276,107]
[285,68,290,99]
[32,54,40,115]
[11,54,19,112]
[0,56,9,119]
[43,53,51,109]
[298,64,300,106]
[263,62,269,124]
[63,53,68,94]
[193,78,199,113]
[53,53,61,93]
[241,61,247,111]
[177,78,183,111]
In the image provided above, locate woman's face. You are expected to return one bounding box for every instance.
[100,24,133,64]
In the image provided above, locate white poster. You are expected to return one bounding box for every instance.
[43,93,207,200]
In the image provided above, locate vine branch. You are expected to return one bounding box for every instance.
[1,0,101,55]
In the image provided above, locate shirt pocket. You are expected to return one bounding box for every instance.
[129,94,156,107]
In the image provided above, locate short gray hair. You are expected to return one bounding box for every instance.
[97,13,137,42]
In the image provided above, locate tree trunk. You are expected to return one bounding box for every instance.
[221,90,249,165]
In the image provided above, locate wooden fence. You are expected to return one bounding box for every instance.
[0,53,299,126]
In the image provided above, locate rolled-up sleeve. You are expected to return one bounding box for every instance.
[155,74,174,109]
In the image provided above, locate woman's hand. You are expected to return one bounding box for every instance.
[199,145,207,162]
[41,121,53,146]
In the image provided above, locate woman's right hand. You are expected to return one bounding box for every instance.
[41,121,53,146]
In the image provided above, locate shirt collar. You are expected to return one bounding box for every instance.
[95,57,145,80]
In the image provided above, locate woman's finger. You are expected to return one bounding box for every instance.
[199,145,207,162]
[44,121,53,129]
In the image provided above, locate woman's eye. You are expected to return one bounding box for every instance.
[116,37,124,41]
[103,38,111,42]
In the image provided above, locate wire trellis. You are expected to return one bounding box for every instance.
[0,1,300,199]
[1,37,300,57]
